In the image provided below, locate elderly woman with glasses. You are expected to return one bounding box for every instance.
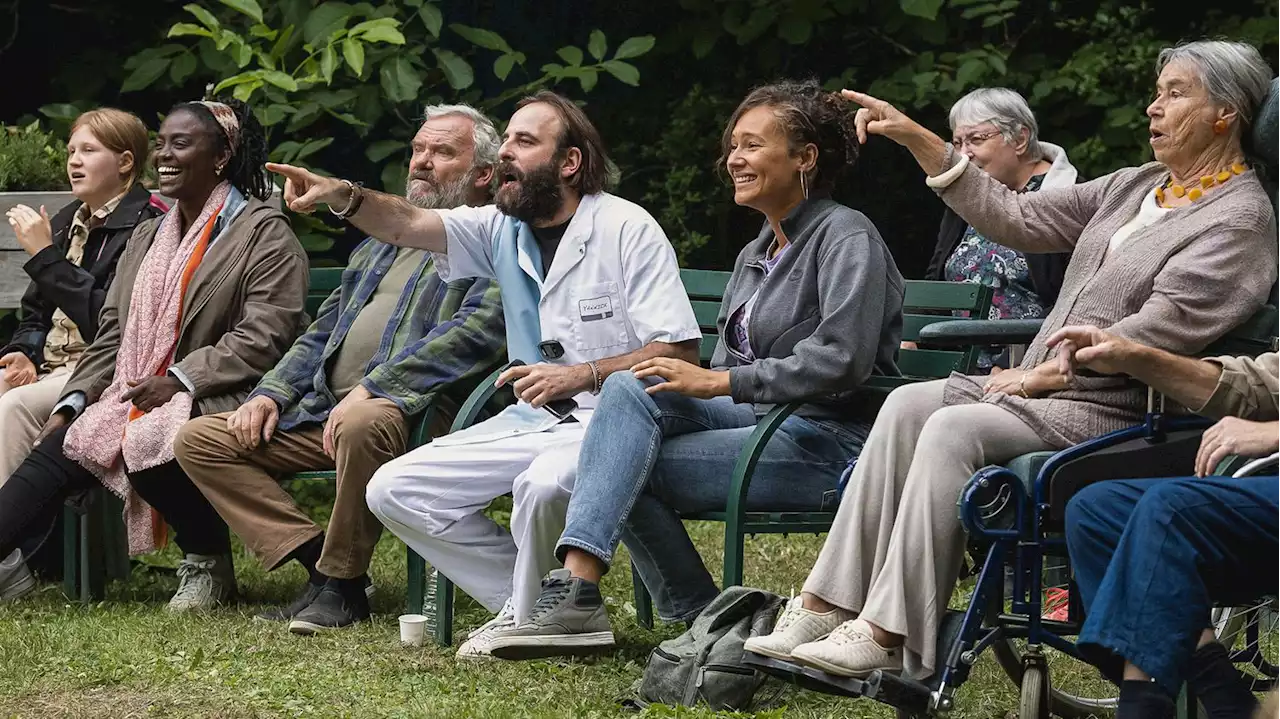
[745,39,1276,684]
[917,88,1078,372]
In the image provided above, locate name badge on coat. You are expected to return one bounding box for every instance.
[578,295,615,321]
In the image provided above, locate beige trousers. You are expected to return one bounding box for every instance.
[0,366,74,486]
[174,399,431,578]
[803,379,1053,679]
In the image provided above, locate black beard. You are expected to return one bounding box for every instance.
[494,158,564,224]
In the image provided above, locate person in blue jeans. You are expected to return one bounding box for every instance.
[473,79,906,659]
[1049,324,1278,719]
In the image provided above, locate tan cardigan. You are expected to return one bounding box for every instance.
[63,197,309,417]
[935,149,1277,446]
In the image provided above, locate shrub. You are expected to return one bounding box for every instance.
[0,123,67,192]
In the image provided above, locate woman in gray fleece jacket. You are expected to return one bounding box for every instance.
[492,80,905,654]
[745,40,1276,683]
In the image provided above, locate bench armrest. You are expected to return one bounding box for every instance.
[917,319,1045,348]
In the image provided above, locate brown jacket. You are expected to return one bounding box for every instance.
[1199,353,1279,422]
[936,148,1277,447]
[62,196,309,416]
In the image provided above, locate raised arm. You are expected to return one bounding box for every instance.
[265,163,447,252]
[841,89,1108,254]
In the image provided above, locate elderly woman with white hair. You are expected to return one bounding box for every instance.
[921,88,1078,371]
[745,39,1276,683]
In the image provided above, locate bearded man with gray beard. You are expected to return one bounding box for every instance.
[171,104,508,634]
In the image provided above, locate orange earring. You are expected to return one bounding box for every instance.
[1213,119,1228,134]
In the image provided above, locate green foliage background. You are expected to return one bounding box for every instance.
[4,0,1276,276]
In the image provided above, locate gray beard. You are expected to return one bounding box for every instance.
[406,173,473,209]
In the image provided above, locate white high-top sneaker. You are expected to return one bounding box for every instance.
[166,554,235,613]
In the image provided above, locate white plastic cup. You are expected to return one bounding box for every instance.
[399,614,428,647]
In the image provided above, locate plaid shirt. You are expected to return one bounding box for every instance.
[251,238,506,431]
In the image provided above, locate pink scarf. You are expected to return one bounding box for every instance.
[64,182,232,555]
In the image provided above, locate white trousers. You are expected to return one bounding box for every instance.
[366,421,584,624]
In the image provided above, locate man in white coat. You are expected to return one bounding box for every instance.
[267,92,700,658]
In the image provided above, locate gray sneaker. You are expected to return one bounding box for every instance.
[487,569,615,660]
[166,554,235,613]
[0,549,35,601]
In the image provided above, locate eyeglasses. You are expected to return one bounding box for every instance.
[951,129,1002,150]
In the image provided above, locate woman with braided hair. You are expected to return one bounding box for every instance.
[0,98,308,611]
[466,79,906,659]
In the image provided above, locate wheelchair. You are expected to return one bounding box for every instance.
[1209,453,1280,699]
[743,265,1278,717]
[746,382,1278,718]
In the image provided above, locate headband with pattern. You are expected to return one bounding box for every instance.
[195,100,241,153]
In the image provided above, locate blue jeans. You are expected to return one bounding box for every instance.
[557,373,868,622]
[1065,476,1279,694]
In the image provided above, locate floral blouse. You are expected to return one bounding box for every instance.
[944,173,1048,370]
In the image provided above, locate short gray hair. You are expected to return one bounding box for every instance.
[1157,40,1272,131]
[422,103,501,169]
[948,87,1042,159]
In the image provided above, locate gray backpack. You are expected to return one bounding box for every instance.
[631,586,785,711]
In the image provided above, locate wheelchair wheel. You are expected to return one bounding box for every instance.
[1019,664,1051,719]
[1213,598,1279,693]
[993,638,1118,717]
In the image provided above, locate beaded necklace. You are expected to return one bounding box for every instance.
[1155,162,1247,205]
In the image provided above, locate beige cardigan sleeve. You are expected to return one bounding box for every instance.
[1196,352,1279,421]
[935,145,1119,253]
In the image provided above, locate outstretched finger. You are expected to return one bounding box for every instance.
[264,162,310,181]
[840,89,884,109]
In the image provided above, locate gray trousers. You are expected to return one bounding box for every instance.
[803,379,1053,679]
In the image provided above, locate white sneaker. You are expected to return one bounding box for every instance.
[0,549,35,601]
[790,618,903,677]
[743,596,855,661]
[166,554,235,613]
[456,600,516,661]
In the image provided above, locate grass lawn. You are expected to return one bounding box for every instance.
[1,499,1100,719]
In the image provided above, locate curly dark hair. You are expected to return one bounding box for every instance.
[719,79,859,193]
[171,97,271,200]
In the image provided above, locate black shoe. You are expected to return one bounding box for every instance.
[1189,642,1259,719]
[287,578,371,635]
[256,582,324,622]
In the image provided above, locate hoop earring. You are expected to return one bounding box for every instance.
[800,170,809,200]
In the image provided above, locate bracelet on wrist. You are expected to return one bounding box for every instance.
[329,180,364,219]
[587,360,603,395]
[1018,373,1031,399]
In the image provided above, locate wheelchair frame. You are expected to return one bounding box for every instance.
[749,396,1232,718]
